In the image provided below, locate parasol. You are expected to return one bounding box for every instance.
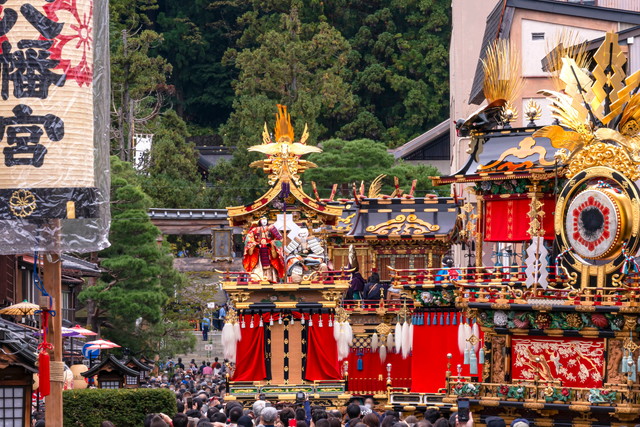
[86,343,120,350]
[34,327,83,338]
[70,325,98,336]
[0,300,40,316]
[86,339,120,348]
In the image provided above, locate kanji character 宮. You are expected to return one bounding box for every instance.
[1,103,64,167]
[0,40,66,100]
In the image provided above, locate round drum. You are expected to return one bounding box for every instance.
[565,187,630,260]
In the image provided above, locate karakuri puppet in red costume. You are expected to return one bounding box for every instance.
[243,216,286,282]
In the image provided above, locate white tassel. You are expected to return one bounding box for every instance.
[464,322,472,349]
[472,322,480,353]
[458,320,466,354]
[371,333,379,351]
[409,323,414,352]
[222,323,237,363]
[345,322,354,347]
[380,344,387,362]
[333,320,341,341]
[395,322,402,353]
[234,322,242,342]
[387,332,394,350]
[401,322,411,359]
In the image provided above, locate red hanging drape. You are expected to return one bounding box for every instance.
[305,314,341,381]
[411,321,483,393]
[484,197,555,242]
[233,314,267,381]
[346,348,413,392]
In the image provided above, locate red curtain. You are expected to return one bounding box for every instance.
[305,314,341,381]
[484,197,555,242]
[411,321,483,393]
[233,314,267,381]
[346,348,413,392]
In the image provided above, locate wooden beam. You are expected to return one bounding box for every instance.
[44,253,63,426]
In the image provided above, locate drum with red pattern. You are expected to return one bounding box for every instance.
[565,188,625,260]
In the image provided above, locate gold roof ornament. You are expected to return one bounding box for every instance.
[227,105,343,227]
[248,104,320,186]
[533,32,640,180]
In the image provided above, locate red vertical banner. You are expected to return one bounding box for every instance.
[346,348,412,393]
[233,314,267,381]
[411,320,483,393]
[305,314,341,381]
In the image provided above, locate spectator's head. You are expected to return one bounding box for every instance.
[329,410,342,420]
[312,409,328,425]
[253,400,267,419]
[424,409,440,424]
[362,413,380,427]
[35,422,46,427]
[511,420,529,427]
[346,404,361,420]
[196,420,213,427]
[486,417,506,427]
[433,420,448,427]
[186,409,201,419]
[328,418,342,427]
[150,415,169,427]
[230,406,243,423]
[364,398,375,408]
[237,415,254,427]
[279,407,295,427]
[173,414,189,427]
[211,412,227,423]
[447,413,457,427]
[297,421,309,427]
[381,416,397,427]
[404,416,418,426]
[261,407,278,426]
[295,408,307,421]
[316,420,330,427]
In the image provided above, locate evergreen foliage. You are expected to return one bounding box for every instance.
[63,388,176,426]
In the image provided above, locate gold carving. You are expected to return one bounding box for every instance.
[491,336,506,383]
[623,315,637,332]
[525,99,542,124]
[565,142,639,181]
[248,105,320,186]
[365,214,440,235]
[9,189,36,218]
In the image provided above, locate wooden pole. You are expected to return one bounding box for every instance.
[44,253,63,426]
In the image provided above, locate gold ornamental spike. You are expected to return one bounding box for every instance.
[274,104,295,142]
[591,32,627,123]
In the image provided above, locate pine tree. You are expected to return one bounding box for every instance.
[78,157,194,356]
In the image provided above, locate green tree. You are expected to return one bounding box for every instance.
[78,157,194,357]
[142,110,211,209]
[209,6,356,206]
[303,139,448,197]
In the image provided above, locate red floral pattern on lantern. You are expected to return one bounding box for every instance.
[43,0,93,86]
[591,313,609,328]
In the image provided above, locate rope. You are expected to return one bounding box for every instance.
[50,361,65,382]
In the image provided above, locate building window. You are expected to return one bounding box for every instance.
[100,380,120,389]
[531,32,545,41]
[0,387,24,426]
[126,376,138,385]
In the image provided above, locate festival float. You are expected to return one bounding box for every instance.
[220,105,462,407]
[222,32,640,425]
[399,33,640,425]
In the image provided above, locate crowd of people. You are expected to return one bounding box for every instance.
[56,358,538,427]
